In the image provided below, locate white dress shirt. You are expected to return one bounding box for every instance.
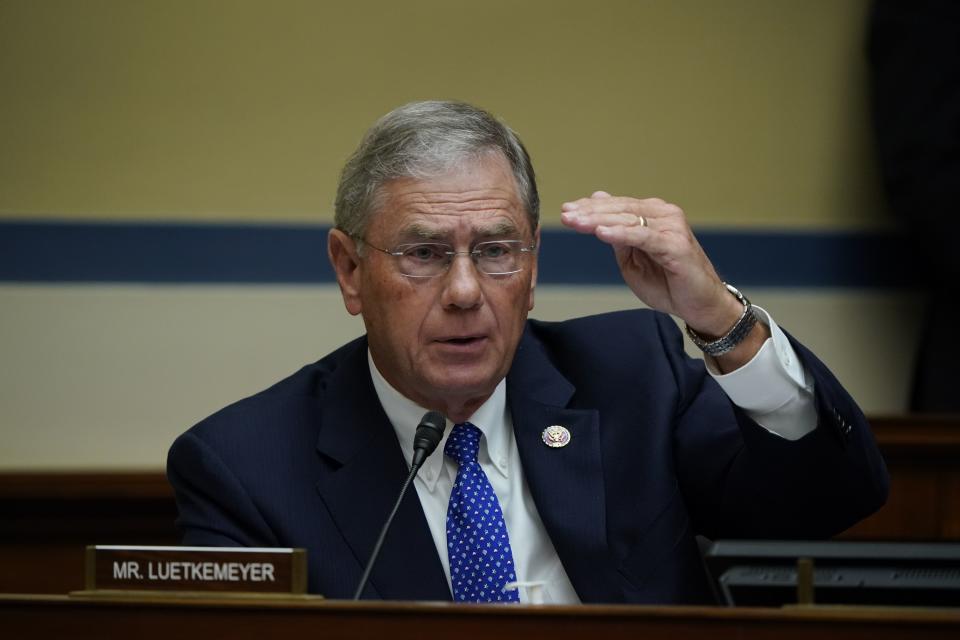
[369,308,815,604]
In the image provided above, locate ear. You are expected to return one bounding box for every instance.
[327,229,363,316]
[527,226,539,311]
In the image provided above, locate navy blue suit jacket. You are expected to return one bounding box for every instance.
[167,310,888,603]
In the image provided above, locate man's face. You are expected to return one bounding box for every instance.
[329,154,538,420]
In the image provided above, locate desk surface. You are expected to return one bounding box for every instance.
[2,594,960,640]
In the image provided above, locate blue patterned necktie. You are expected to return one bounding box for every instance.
[444,422,520,603]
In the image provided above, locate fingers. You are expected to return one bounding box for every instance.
[592,223,658,252]
[560,192,701,272]
[561,195,679,220]
[560,195,683,239]
[562,210,647,232]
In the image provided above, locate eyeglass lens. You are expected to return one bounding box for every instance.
[394,241,529,277]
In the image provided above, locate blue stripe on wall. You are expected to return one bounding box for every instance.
[0,221,911,287]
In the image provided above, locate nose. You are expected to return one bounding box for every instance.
[440,253,483,310]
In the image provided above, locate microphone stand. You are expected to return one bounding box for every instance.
[352,411,445,600]
[352,462,423,600]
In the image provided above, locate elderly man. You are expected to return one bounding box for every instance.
[167,101,888,604]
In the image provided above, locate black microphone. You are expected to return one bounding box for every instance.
[352,411,446,600]
[411,410,446,469]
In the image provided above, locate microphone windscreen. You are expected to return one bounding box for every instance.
[413,411,446,456]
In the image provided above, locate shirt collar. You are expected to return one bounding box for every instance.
[367,350,511,491]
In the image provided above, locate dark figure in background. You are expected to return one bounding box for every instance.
[869,0,960,412]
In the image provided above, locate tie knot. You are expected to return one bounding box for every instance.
[444,422,482,466]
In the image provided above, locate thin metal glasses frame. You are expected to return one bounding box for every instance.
[357,238,537,278]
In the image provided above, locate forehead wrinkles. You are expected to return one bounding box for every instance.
[399,218,519,242]
[396,189,518,216]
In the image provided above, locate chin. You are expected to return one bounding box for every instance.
[425,367,500,400]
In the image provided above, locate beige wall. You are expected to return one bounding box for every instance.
[0,285,920,470]
[1,0,886,228]
[0,1,910,470]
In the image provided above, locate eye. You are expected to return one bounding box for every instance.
[476,242,512,259]
[402,244,447,261]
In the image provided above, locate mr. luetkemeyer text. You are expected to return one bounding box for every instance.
[112,560,276,582]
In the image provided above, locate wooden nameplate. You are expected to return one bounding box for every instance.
[74,545,312,599]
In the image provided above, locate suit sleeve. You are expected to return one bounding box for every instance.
[658,314,890,540]
[166,430,280,547]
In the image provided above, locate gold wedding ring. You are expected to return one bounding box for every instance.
[634,215,647,228]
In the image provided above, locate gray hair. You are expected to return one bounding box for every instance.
[334,101,539,239]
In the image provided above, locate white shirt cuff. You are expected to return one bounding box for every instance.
[704,306,817,441]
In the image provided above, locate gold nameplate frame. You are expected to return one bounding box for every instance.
[81,545,308,596]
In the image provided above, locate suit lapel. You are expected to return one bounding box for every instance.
[507,330,625,604]
[314,339,451,601]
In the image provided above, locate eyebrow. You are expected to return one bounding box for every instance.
[396,220,521,243]
[477,220,521,238]
[397,223,447,242]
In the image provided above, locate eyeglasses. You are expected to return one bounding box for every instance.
[358,238,537,278]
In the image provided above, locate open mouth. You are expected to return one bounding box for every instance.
[436,335,487,347]
[433,336,488,359]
